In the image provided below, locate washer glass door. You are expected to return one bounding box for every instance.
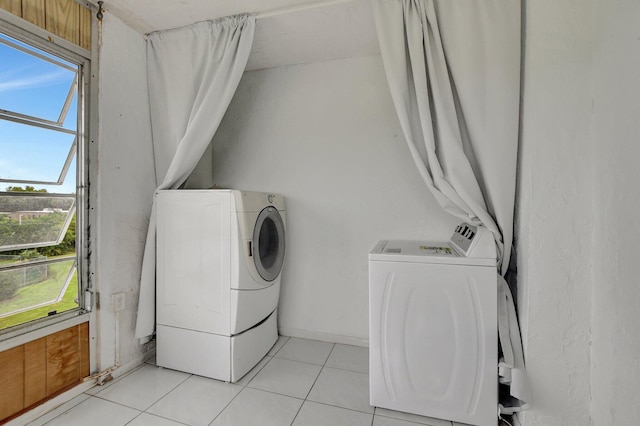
[253,206,285,282]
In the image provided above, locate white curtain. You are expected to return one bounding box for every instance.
[373,0,530,414]
[135,15,255,341]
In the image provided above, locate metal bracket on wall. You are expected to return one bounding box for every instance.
[96,1,104,21]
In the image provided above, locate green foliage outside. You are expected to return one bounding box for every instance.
[0,212,68,248]
[0,186,79,328]
[0,215,76,301]
[0,270,21,301]
[0,266,78,330]
[4,186,47,193]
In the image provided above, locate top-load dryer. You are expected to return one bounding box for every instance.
[155,189,285,382]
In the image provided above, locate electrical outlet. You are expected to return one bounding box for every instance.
[112,293,125,312]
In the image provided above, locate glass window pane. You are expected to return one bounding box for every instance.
[0,194,75,251]
[0,258,77,330]
[0,120,76,185]
[0,34,78,125]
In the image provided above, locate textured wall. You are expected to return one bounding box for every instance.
[591,0,640,424]
[96,13,155,371]
[516,1,595,424]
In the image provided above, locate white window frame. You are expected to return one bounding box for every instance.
[0,8,96,344]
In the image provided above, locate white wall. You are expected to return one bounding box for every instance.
[591,0,640,423]
[189,55,457,344]
[96,13,155,371]
[517,1,595,425]
[519,1,640,425]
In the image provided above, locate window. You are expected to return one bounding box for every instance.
[0,28,89,332]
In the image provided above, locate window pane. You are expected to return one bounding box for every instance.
[0,257,77,330]
[0,24,85,331]
[0,120,76,185]
[0,194,75,251]
[0,34,78,125]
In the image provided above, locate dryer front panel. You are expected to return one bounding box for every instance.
[252,206,285,283]
[156,190,232,335]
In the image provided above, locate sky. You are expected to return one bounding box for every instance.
[0,32,79,194]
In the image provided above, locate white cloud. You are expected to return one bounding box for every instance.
[0,68,72,94]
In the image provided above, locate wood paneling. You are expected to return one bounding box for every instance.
[21,0,45,28]
[79,322,90,376]
[45,0,79,45]
[24,338,47,407]
[0,323,90,422]
[46,326,81,394]
[0,346,24,420]
[0,0,21,15]
[78,4,91,50]
[0,0,92,50]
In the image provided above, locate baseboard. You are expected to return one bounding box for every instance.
[279,327,369,347]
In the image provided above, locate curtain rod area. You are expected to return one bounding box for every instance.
[255,0,355,19]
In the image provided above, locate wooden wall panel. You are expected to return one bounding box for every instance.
[78,4,91,50]
[0,0,92,50]
[0,323,90,422]
[46,326,81,394]
[79,322,90,376]
[21,0,45,28]
[0,346,25,420]
[0,0,21,15]
[24,338,47,407]
[45,0,79,45]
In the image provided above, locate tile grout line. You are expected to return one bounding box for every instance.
[286,342,337,425]
[200,336,292,425]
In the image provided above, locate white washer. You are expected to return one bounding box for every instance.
[369,224,498,426]
[155,189,285,382]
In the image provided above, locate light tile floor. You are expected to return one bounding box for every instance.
[27,337,461,426]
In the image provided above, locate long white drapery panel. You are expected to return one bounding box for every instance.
[373,0,530,414]
[135,16,255,341]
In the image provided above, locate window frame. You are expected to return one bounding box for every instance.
[0,9,94,342]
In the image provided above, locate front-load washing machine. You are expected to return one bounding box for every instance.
[155,189,285,382]
[369,224,498,426]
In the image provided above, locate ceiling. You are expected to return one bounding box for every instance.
[99,0,380,71]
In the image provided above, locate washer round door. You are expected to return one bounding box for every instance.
[253,206,285,282]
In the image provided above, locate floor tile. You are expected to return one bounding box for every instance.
[307,367,373,413]
[375,408,452,426]
[210,387,303,426]
[292,401,373,426]
[26,394,90,426]
[43,397,140,426]
[93,364,190,410]
[325,344,369,373]
[268,335,289,356]
[146,375,242,426]
[248,357,322,398]
[235,355,271,386]
[127,413,188,425]
[274,337,334,365]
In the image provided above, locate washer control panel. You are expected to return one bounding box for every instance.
[450,223,495,258]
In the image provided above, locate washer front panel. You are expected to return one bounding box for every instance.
[253,206,285,282]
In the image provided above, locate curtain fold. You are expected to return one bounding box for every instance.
[134,15,255,341]
[373,0,530,414]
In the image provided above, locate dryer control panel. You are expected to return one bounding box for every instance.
[449,223,496,259]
